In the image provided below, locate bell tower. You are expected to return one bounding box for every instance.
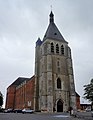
[34,11,76,112]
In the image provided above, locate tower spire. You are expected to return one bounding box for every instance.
[49,11,54,23]
[43,11,67,43]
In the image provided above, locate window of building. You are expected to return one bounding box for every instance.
[61,45,64,55]
[57,61,60,66]
[51,43,54,53]
[54,33,57,35]
[56,44,59,53]
[57,78,61,89]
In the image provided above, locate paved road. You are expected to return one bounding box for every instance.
[0,112,92,120]
[76,111,93,120]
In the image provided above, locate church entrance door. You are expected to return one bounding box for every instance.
[57,99,63,112]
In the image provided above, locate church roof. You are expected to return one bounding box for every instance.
[9,77,29,87]
[76,92,80,97]
[43,11,67,43]
[9,75,35,88]
[36,37,42,46]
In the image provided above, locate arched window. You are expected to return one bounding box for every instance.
[61,45,64,55]
[57,61,60,66]
[57,78,61,89]
[51,43,54,53]
[56,44,59,53]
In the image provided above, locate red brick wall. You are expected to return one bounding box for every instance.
[15,76,35,109]
[26,76,35,109]
[15,86,23,109]
[5,76,35,110]
[5,86,16,109]
[76,96,80,110]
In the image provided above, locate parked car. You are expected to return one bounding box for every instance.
[0,108,4,113]
[4,109,13,113]
[13,109,22,113]
[22,108,34,114]
[85,108,91,112]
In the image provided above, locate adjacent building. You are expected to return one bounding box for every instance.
[5,76,35,110]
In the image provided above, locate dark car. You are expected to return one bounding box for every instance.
[0,108,4,113]
[14,109,22,113]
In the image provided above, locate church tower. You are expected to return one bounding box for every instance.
[34,11,76,112]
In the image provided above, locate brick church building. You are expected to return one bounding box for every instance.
[5,11,80,112]
[5,76,35,110]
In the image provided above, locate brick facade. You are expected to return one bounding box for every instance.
[5,86,16,109]
[76,93,80,110]
[5,76,35,110]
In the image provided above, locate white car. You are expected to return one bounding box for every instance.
[4,109,13,113]
[85,108,91,112]
[22,108,34,114]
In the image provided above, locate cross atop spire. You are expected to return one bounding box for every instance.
[49,11,54,23]
[50,5,52,11]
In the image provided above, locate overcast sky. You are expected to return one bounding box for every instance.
[0,0,93,107]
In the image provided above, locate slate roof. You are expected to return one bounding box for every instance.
[9,77,29,87]
[43,11,67,43]
[36,37,42,46]
[8,75,35,88]
[76,92,80,97]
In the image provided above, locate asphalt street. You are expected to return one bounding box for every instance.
[0,112,93,120]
